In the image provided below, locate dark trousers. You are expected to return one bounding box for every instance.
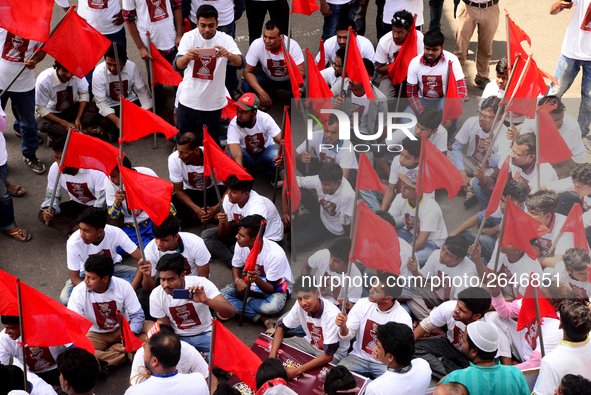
[1,88,39,157]
[172,186,227,224]
[145,48,178,113]
[94,99,141,139]
[245,0,289,44]
[85,28,127,98]
[414,337,470,380]
[176,103,222,146]
[38,201,121,236]
[292,188,335,251]
[36,101,99,140]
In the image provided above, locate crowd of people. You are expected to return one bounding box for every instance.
[2,0,591,394]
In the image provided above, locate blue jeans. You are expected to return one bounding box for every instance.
[322,2,354,40]
[59,264,137,305]
[0,163,15,231]
[220,284,287,322]
[338,354,387,380]
[241,145,279,179]
[471,177,491,210]
[397,228,439,265]
[549,54,591,137]
[1,89,39,157]
[117,219,155,256]
[241,70,293,99]
[359,190,383,212]
[429,0,445,31]
[179,331,212,362]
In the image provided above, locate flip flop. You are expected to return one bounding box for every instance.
[3,226,32,242]
[6,182,25,197]
[583,137,591,154]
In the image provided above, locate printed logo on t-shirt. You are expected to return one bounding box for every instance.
[361,319,379,354]
[306,322,324,350]
[512,169,531,192]
[433,270,452,300]
[536,237,552,258]
[192,56,217,80]
[497,264,519,298]
[169,303,201,330]
[146,0,170,23]
[25,346,55,372]
[255,263,267,279]
[421,75,444,99]
[56,86,74,111]
[266,59,286,78]
[92,301,118,330]
[109,80,129,100]
[89,249,113,258]
[404,213,420,235]
[1,33,29,63]
[472,135,488,165]
[349,103,366,126]
[319,272,340,300]
[88,0,108,9]
[66,182,96,204]
[319,152,336,164]
[187,172,211,189]
[233,213,243,223]
[524,318,538,350]
[319,199,337,217]
[452,325,463,351]
[183,257,192,275]
[245,133,265,153]
[570,282,589,299]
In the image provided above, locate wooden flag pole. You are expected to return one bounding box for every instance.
[505,14,515,129]
[202,126,209,230]
[240,222,266,326]
[208,318,217,394]
[341,202,362,321]
[304,54,310,175]
[411,137,426,257]
[45,128,73,225]
[535,107,541,191]
[350,189,359,238]
[533,286,546,357]
[146,33,158,149]
[492,213,507,274]
[547,232,563,257]
[16,279,29,393]
[116,310,126,351]
[210,169,225,214]
[283,140,297,261]
[113,42,125,160]
[287,0,293,54]
[339,29,353,98]
[272,107,288,204]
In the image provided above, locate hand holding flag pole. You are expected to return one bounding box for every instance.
[146,33,158,149]
[45,128,74,225]
[240,221,266,326]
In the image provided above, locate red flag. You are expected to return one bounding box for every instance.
[356,153,386,193]
[442,61,463,123]
[116,311,144,352]
[0,0,53,43]
[501,199,550,259]
[182,18,192,34]
[506,14,531,66]
[537,106,573,164]
[62,132,121,176]
[244,228,264,273]
[150,42,183,86]
[280,41,304,100]
[42,10,111,78]
[203,128,253,181]
[0,270,95,353]
[504,57,553,118]
[305,50,333,121]
[119,165,173,226]
[292,0,319,16]
[222,97,238,119]
[283,109,301,212]
[317,39,326,70]
[212,320,263,389]
[484,156,510,217]
[120,98,178,142]
[345,29,375,101]
[388,16,418,86]
[350,202,402,274]
[561,203,589,253]
[416,135,463,199]
[517,273,559,331]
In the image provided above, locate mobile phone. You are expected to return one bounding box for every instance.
[172,289,193,299]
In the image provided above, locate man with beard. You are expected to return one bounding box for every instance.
[315,18,375,68]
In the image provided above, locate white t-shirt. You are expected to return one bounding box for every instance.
[426,300,472,352]
[454,116,510,168]
[387,157,434,200]
[168,150,220,191]
[375,30,424,65]
[0,29,41,92]
[320,67,339,87]
[364,358,432,395]
[92,60,146,108]
[9,359,58,395]
[122,0,177,51]
[314,35,375,65]
[535,214,574,258]
[46,162,107,207]
[77,0,123,35]
[553,261,591,300]
[351,93,370,135]
[222,190,283,241]
[177,30,241,111]
[68,276,143,333]
[487,246,544,299]
[35,68,89,114]
[297,131,358,170]
[232,237,293,294]
[125,372,209,395]
[149,276,220,336]
[388,194,448,247]
[297,175,355,235]
[560,0,591,61]
[307,249,363,305]
[146,232,211,277]
[189,0,234,26]
[227,111,280,153]
[479,81,526,125]
[407,50,464,99]
[383,0,424,26]
[508,161,558,194]
[420,250,479,300]
[66,225,138,273]
[105,166,156,224]
[245,37,304,82]
[0,330,65,374]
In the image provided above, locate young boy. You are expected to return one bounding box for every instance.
[553,247,591,300]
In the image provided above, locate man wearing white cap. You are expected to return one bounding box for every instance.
[439,321,530,395]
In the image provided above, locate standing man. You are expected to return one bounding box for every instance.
[77,0,127,48]
[244,0,289,45]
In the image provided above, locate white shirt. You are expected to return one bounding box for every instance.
[227,111,281,153]
[307,249,363,305]
[125,372,209,395]
[77,0,123,35]
[66,225,138,273]
[553,261,591,300]
[536,214,573,258]
[375,30,424,65]
[454,116,510,169]
[420,250,479,300]
[387,156,434,200]
[0,330,65,374]
[168,150,220,191]
[424,301,472,352]
[68,276,143,333]
[479,80,526,125]
[10,359,58,395]
[487,245,544,299]
[45,162,107,208]
[314,35,375,65]
[388,194,448,247]
[320,67,339,87]
[222,190,283,241]
[407,51,465,99]
[560,0,591,61]
[35,68,89,115]
[508,161,558,195]
[145,232,211,277]
[189,0,234,26]
[150,276,220,336]
[105,166,156,224]
[177,30,241,111]
[364,358,432,395]
[0,29,41,92]
[297,131,358,170]
[245,37,304,82]
[383,0,424,26]
[122,0,177,51]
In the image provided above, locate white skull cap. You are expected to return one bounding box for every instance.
[466,321,499,353]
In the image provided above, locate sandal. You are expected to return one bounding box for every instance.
[264,319,276,337]
[6,182,25,197]
[583,137,591,154]
[3,226,32,242]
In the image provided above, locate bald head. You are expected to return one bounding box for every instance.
[434,383,470,395]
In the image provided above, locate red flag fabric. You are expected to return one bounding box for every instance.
[317,39,326,70]
[537,107,573,164]
[244,224,265,273]
[504,57,553,118]
[501,199,550,259]
[387,16,418,86]
[222,97,238,119]
[305,50,333,121]
[150,42,183,86]
[119,165,173,226]
[280,41,305,100]
[442,61,463,123]
[203,128,253,181]
[120,98,178,142]
[182,18,192,34]
[484,156,510,217]
[561,203,589,253]
[42,11,111,78]
[0,270,95,353]
[0,0,53,43]
[212,320,263,389]
[416,135,463,199]
[117,311,144,352]
[506,14,531,66]
[292,0,319,16]
[517,273,559,331]
[356,153,386,193]
[345,29,375,101]
[350,202,402,274]
[62,132,121,176]
[283,109,302,212]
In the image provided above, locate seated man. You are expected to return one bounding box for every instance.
[56,348,99,395]
[319,47,344,88]
[227,93,282,184]
[552,247,591,300]
[270,276,349,378]
[547,163,591,229]
[67,255,150,370]
[39,137,107,236]
[35,61,98,142]
[242,20,305,110]
[316,18,375,67]
[140,215,211,292]
[0,315,66,386]
[202,175,283,268]
[62,207,141,305]
[221,215,293,331]
[363,322,432,395]
[335,274,412,379]
[92,43,152,139]
[149,253,235,359]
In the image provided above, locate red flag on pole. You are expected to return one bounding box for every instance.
[484,156,510,217]
[345,29,375,101]
[292,0,319,15]
[500,199,550,259]
[42,10,112,78]
[387,16,418,86]
[203,128,253,181]
[537,106,573,164]
[356,153,386,193]
[504,57,554,118]
[120,99,178,142]
[0,270,95,353]
[517,273,559,331]
[506,14,531,65]
[244,223,265,273]
[442,61,463,123]
[0,0,53,43]
[280,41,304,100]
[116,311,144,352]
[416,135,463,199]
[118,165,173,226]
[222,97,238,119]
[212,320,263,390]
[350,202,402,274]
[62,132,121,176]
[182,18,192,34]
[283,109,301,212]
[317,39,326,70]
[150,42,183,86]
[305,50,333,121]
[561,203,589,253]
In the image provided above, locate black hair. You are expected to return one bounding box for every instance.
[335,18,355,32]
[559,374,591,395]
[502,180,529,204]
[480,96,501,114]
[525,190,559,216]
[148,330,182,369]
[423,30,444,48]
[466,333,497,360]
[375,210,396,228]
[443,235,470,260]
[563,248,591,272]
[376,322,415,366]
[119,156,132,169]
[104,43,128,63]
[237,214,266,238]
[255,358,288,390]
[324,365,357,395]
[335,47,346,62]
[538,95,566,114]
[559,299,591,342]
[495,57,508,75]
[226,174,254,193]
[53,136,67,152]
[53,60,68,72]
[152,215,181,239]
[5,366,25,391]
[0,316,19,326]
[401,136,421,159]
[440,382,470,395]
[457,287,491,318]
[318,162,343,183]
[84,254,114,279]
[264,19,283,35]
[0,364,12,395]
[328,237,351,263]
[155,253,185,276]
[363,58,375,77]
[514,132,536,155]
[197,4,218,21]
[391,10,413,30]
[177,132,201,150]
[417,107,443,130]
[375,273,402,298]
[213,383,242,395]
[327,113,340,125]
[57,348,99,393]
[292,275,317,294]
[571,163,591,186]
[76,207,107,230]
